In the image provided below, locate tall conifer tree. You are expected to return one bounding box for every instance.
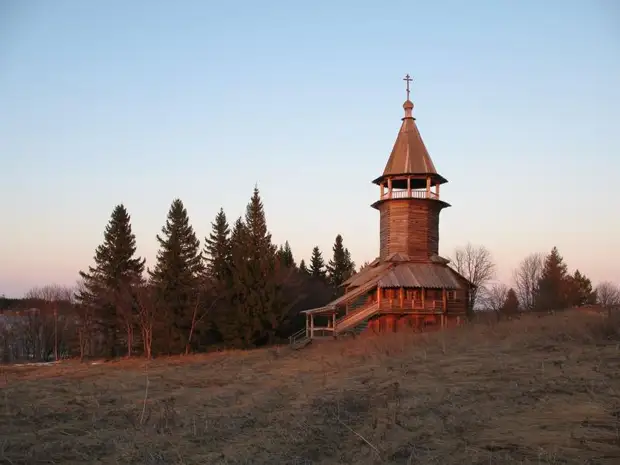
[224,187,285,347]
[222,217,253,346]
[309,246,327,281]
[204,208,232,285]
[277,241,296,268]
[502,288,520,316]
[77,204,145,357]
[534,247,570,311]
[149,199,203,354]
[326,234,355,288]
[566,269,597,307]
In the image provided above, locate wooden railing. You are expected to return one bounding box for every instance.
[381,190,440,200]
[289,328,307,346]
[293,298,451,340]
[378,299,444,311]
[334,299,446,334]
[310,328,335,337]
[335,302,380,333]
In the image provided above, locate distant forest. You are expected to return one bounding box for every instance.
[1,186,618,363]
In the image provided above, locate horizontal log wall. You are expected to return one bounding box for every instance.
[363,313,465,335]
[446,289,469,315]
[446,300,468,315]
[379,199,446,261]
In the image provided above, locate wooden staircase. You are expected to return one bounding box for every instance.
[335,302,380,334]
[340,320,369,337]
[289,328,311,350]
[289,302,380,349]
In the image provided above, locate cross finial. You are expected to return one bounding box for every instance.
[403,74,413,100]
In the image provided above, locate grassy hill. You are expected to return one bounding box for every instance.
[1,310,619,464]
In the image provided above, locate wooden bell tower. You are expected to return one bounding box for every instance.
[371,75,451,262]
[294,75,474,346]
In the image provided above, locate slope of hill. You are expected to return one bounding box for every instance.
[1,311,619,464]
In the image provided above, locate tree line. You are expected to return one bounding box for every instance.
[0,187,356,362]
[1,190,618,363]
[450,243,620,320]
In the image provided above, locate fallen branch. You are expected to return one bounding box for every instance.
[334,401,382,459]
[139,362,150,426]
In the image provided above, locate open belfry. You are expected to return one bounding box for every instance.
[291,75,474,348]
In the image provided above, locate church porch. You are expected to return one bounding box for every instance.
[294,284,466,344]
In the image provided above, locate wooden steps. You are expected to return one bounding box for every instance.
[334,302,380,333]
[290,337,311,350]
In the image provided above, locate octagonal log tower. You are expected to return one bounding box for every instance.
[371,98,450,262]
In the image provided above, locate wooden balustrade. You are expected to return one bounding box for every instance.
[378,298,445,312]
[381,190,439,200]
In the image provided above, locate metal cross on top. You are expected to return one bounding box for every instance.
[403,74,413,100]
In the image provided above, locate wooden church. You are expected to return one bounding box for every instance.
[290,76,474,347]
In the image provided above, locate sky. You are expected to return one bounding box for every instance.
[1,0,619,298]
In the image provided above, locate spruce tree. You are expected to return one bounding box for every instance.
[77,204,145,357]
[245,187,283,341]
[204,208,232,285]
[534,247,570,311]
[502,288,520,316]
[149,199,203,354]
[230,217,246,245]
[566,269,596,307]
[244,186,277,258]
[225,187,284,347]
[299,259,309,275]
[309,246,327,281]
[202,208,233,347]
[326,234,356,288]
[223,217,254,346]
[277,241,295,268]
[345,249,356,276]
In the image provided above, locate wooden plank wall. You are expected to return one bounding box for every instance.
[379,199,445,260]
[446,289,468,315]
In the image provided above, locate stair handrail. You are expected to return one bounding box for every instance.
[336,303,375,325]
[289,328,307,345]
[335,302,379,331]
[336,310,374,332]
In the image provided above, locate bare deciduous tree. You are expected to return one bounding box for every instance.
[185,290,223,356]
[596,281,620,317]
[114,283,136,358]
[450,243,496,317]
[24,284,73,361]
[0,323,13,363]
[186,290,202,356]
[481,283,509,321]
[134,284,156,360]
[512,253,544,311]
[23,308,50,360]
[74,279,97,362]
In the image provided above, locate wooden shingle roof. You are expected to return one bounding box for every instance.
[372,99,447,188]
[377,263,465,289]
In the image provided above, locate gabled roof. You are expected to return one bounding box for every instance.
[343,259,392,288]
[372,100,447,186]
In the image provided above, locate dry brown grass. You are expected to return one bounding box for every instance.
[1,311,620,465]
